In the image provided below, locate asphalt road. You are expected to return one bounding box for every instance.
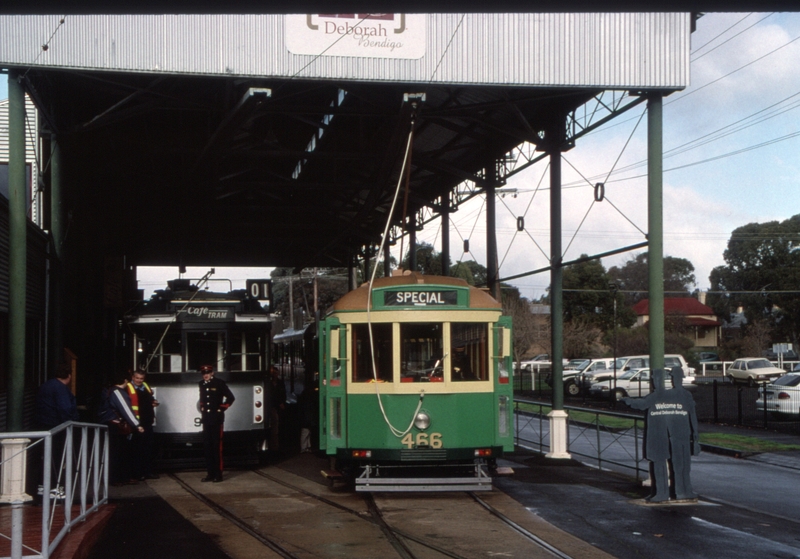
[504,414,800,559]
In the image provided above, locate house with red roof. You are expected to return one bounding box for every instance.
[632,297,721,348]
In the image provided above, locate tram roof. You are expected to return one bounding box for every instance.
[331,272,502,312]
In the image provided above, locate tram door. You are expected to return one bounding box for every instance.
[320,319,346,454]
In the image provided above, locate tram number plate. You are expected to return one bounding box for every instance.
[401,432,443,449]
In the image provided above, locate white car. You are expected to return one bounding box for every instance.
[589,368,654,400]
[726,358,785,386]
[580,354,694,391]
[757,373,800,417]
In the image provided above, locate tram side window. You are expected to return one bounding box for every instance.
[451,323,488,381]
[229,331,262,371]
[142,331,182,372]
[352,323,393,382]
[400,323,444,382]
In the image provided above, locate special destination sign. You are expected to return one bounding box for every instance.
[383,290,458,307]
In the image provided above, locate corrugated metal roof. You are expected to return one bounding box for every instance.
[0,13,690,89]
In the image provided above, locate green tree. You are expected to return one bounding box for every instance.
[607,253,697,305]
[450,260,488,286]
[401,242,447,275]
[562,255,635,331]
[708,215,800,349]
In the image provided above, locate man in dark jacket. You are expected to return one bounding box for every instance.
[199,365,235,482]
[35,364,78,429]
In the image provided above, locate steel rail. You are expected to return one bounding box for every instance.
[252,469,471,559]
[469,492,575,559]
[168,473,302,559]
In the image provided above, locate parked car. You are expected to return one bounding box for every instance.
[579,354,694,391]
[756,373,800,417]
[589,368,654,400]
[546,358,615,396]
[726,358,785,386]
[696,351,721,371]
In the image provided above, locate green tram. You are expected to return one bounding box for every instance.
[319,272,514,491]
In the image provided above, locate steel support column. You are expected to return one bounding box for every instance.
[50,135,65,374]
[547,121,569,459]
[7,71,27,432]
[486,171,499,300]
[408,216,417,272]
[383,238,391,277]
[648,93,665,371]
[440,200,449,276]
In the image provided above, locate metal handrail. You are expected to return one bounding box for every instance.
[0,422,109,559]
[514,399,647,479]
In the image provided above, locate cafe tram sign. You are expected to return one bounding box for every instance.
[175,305,234,322]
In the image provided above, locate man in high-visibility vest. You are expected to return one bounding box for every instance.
[127,370,160,481]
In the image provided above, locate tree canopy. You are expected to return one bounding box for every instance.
[708,214,800,348]
[607,253,696,305]
[561,255,635,331]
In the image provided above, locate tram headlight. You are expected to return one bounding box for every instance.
[414,411,431,431]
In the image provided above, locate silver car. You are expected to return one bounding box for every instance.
[726,358,785,386]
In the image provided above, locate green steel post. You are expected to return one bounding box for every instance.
[648,93,665,371]
[441,202,449,276]
[7,71,27,432]
[550,144,563,411]
[486,173,499,300]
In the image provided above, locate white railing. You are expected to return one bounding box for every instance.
[0,422,109,559]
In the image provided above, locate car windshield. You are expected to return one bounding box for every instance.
[565,359,589,369]
[749,359,774,370]
[619,370,638,380]
[773,374,800,387]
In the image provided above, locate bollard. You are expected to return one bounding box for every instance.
[1,438,33,503]
[1,439,33,559]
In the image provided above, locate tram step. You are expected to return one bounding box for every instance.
[355,476,493,492]
[494,466,515,476]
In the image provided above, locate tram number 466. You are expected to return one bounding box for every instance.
[401,432,443,449]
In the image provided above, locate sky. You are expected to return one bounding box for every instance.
[3,13,800,300]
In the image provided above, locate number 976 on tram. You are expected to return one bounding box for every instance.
[318,272,514,491]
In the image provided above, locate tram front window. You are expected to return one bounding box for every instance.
[230,331,262,371]
[352,323,392,382]
[142,331,182,372]
[400,323,444,382]
[451,323,488,381]
[186,330,227,372]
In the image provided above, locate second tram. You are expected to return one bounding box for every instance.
[318,272,514,491]
[125,277,273,466]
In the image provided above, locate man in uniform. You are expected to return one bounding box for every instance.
[199,364,235,482]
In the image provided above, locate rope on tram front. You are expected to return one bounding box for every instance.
[366,115,423,438]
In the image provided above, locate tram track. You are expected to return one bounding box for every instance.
[253,469,576,559]
[167,469,578,559]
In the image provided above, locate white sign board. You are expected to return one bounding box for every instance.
[285,14,426,59]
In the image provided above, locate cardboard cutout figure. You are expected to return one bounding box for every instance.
[623,366,700,502]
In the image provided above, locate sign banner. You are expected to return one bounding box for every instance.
[383,290,458,307]
[285,14,426,60]
[176,306,233,322]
